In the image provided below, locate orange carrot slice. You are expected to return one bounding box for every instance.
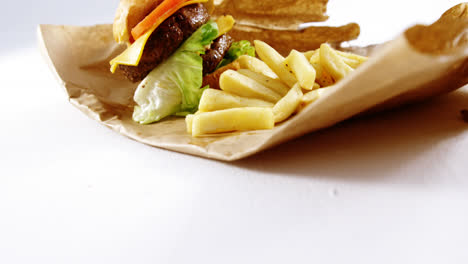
[131,0,208,42]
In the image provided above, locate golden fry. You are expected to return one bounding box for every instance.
[220,70,282,103]
[236,55,278,79]
[303,49,318,61]
[336,50,368,68]
[237,69,290,96]
[199,88,274,112]
[310,61,323,79]
[315,66,335,87]
[273,84,303,123]
[302,90,320,105]
[308,49,321,64]
[296,89,320,113]
[254,40,297,87]
[186,114,194,134]
[191,107,275,137]
[319,43,354,81]
[284,50,316,90]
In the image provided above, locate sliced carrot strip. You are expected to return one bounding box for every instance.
[131,0,208,42]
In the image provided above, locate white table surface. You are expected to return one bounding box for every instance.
[1,1,467,263]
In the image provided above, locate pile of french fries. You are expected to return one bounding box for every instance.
[187,41,368,137]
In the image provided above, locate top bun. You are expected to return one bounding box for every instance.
[113,0,215,44]
[113,0,165,44]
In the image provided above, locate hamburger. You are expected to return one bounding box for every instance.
[109,0,255,124]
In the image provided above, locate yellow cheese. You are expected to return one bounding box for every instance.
[110,26,156,73]
[216,15,235,37]
[109,0,211,73]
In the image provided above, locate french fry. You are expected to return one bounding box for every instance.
[308,46,368,69]
[310,61,323,79]
[296,89,321,113]
[300,83,320,94]
[273,84,303,123]
[308,52,324,81]
[284,50,316,90]
[186,114,195,134]
[191,107,275,137]
[220,70,282,103]
[340,57,366,69]
[319,43,354,81]
[236,55,278,79]
[199,89,274,112]
[309,49,321,64]
[308,46,367,68]
[237,69,289,96]
[254,40,297,87]
[304,49,318,61]
[302,90,320,104]
[336,50,368,68]
[314,64,335,87]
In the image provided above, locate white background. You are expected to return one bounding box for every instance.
[1,1,467,263]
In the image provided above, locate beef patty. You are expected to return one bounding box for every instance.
[202,34,233,76]
[120,4,210,82]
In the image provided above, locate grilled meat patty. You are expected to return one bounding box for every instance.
[120,4,210,82]
[202,34,233,75]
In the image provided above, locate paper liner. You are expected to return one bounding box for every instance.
[38,3,468,161]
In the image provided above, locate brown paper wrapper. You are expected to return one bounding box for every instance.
[212,0,329,30]
[38,4,468,161]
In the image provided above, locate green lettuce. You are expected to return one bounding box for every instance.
[217,40,256,69]
[133,21,219,124]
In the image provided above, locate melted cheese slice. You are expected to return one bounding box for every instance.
[216,15,235,37]
[110,27,154,73]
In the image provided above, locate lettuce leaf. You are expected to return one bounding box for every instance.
[133,21,219,124]
[217,40,256,69]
